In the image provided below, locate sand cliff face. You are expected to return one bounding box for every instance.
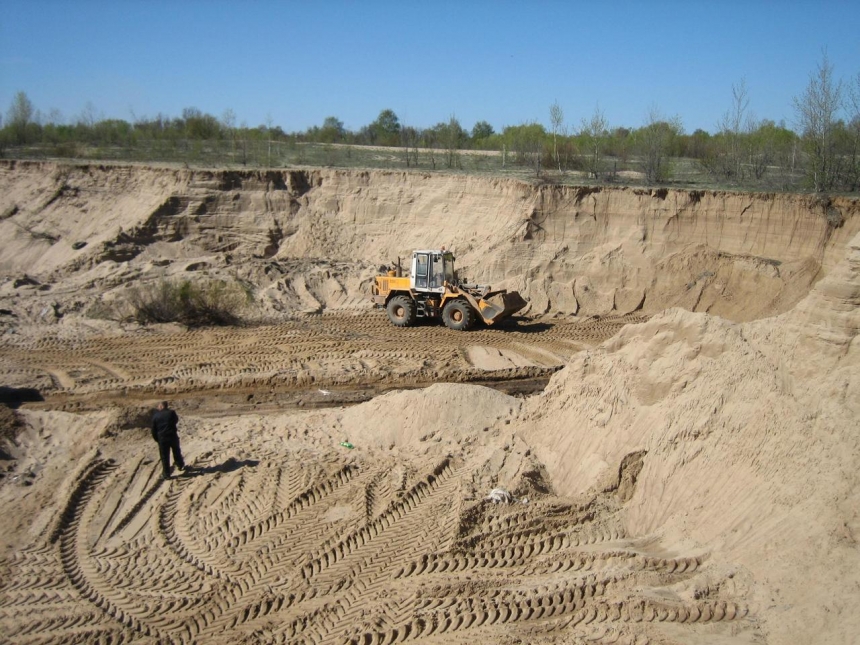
[0,161,857,328]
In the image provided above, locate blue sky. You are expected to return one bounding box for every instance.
[1,0,858,135]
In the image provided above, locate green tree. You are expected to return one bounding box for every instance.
[683,129,711,159]
[502,122,546,176]
[471,120,494,142]
[181,107,221,140]
[607,127,631,162]
[636,107,682,183]
[92,119,134,146]
[370,109,401,146]
[319,116,345,143]
[430,115,467,168]
[745,120,797,182]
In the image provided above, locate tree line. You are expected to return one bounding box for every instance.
[2,53,858,192]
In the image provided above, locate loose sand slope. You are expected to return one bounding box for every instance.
[518,231,860,644]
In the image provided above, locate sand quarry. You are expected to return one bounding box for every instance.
[0,160,858,645]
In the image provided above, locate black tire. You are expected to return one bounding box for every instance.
[386,295,417,327]
[442,299,475,331]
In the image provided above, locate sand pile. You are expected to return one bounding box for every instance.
[337,383,520,449]
[517,231,860,644]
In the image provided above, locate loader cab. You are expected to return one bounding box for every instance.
[411,250,455,293]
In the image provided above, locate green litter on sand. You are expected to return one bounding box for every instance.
[339,441,354,449]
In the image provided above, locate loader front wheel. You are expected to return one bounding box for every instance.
[442,299,475,331]
[386,295,417,327]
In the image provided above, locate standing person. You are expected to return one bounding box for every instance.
[151,401,186,480]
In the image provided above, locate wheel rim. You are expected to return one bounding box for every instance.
[452,309,463,322]
[394,305,405,318]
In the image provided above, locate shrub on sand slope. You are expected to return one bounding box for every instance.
[128,278,249,327]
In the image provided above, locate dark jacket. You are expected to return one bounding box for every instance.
[151,408,179,441]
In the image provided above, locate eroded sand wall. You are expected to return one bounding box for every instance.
[1,161,857,321]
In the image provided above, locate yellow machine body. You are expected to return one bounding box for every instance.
[371,250,526,330]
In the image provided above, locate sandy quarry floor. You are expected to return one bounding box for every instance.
[0,312,755,645]
[0,311,643,408]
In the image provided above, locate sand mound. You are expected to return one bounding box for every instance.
[517,232,860,644]
[337,383,520,450]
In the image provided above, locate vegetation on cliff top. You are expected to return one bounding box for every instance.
[2,54,858,194]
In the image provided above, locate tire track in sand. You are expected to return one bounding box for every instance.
[0,448,752,645]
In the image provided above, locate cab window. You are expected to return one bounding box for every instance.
[429,254,444,288]
[444,254,455,284]
[415,253,429,288]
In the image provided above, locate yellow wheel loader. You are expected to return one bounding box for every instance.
[370,249,527,331]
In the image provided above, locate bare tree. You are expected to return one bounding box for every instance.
[550,101,564,172]
[265,113,274,166]
[239,120,249,165]
[714,79,751,181]
[222,109,237,162]
[78,101,99,128]
[420,126,438,170]
[580,105,607,179]
[793,51,843,191]
[400,123,420,168]
[221,108,236,131]
[7,91,34,143]
[441,115,465,169]
[846,71,860,190]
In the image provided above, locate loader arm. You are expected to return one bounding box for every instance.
[454,288,527,325]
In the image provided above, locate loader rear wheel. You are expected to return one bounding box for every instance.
[442,299,475,331]
[386,295,417,327]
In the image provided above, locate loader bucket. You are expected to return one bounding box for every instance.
[475,290,527,325]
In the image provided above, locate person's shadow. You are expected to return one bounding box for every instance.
[0,386,43,408]
[179,457,259,478]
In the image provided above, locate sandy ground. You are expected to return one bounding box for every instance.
[0,162,858,645]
